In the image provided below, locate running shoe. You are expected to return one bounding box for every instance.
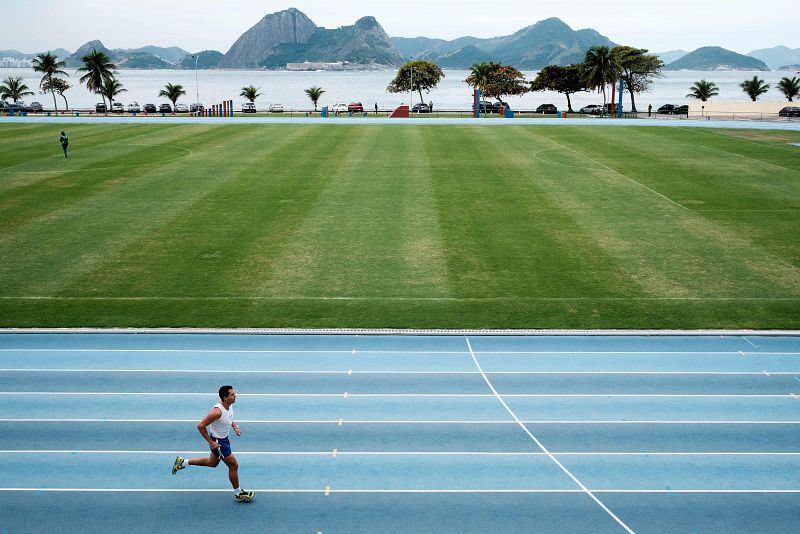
[172,456,185,475]
[235,490,255,502]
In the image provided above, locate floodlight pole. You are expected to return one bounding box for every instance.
[410,57,413,112]
[192,53,200,104]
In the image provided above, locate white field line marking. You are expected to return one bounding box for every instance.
[7,450,800,456]
[1,488,798,493]
[3,419,800,424]
[466,338,636,534]
[3,369,800,375]
[742,337,760,349]
[6,391,797,398]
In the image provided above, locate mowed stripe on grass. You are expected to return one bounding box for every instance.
[0,123,798,328]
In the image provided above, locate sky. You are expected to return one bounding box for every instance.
[4,0,797,56]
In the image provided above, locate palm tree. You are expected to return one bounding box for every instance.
[42,78,71,110]
[100,78,127,114]
[32,52,67,112]
[0,76,34,103]
[240,85,262,103]
[159,83,186,110]
[582,46,618,113]
[466,62,492,96]
[776,76,800,102]
[686,79,719,102]
[739,76,770,101]
[304,85,325,112]
[77,49,117,107]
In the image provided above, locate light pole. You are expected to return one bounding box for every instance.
[409,57,413,112]
[192,53,200,104]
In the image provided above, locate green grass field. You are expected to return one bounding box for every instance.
[1,122,799,329]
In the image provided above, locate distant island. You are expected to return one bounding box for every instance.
[4,9,796,72]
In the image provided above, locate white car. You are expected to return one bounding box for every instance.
[127,102,141,113]
[579,104,603,115]
[241,102,256,113]
[111,102,124,113]
[331,103,349,113]
[175,103,189,113]
[268,103,284,113]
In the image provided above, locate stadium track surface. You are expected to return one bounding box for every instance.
[1,331,799,533]
[3,115,800,130]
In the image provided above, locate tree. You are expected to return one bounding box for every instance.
[0,76,34,103]
[530,64,589,112]
[304,86,325,112]
[686,79,720,102]
[776,76,800,102]
[41,77,71,110]
[465,62,493,97]
[387,60,445,105]
[77,49,117,107]
[32,52,67,112]
[581,45,619,112]
[465,62,528,105]
[240,85,262,103]
[159,83,186,109]
[739,76,769,101]
[610,46,663,112]
[100,78,126,113]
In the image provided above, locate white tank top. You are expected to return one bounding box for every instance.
[209,402,233,439]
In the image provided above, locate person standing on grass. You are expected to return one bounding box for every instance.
[59,131,68,158]
[172,385,255,502]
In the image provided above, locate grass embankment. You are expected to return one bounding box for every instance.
[1,123,799,328]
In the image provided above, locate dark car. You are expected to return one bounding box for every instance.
[28,101,44,112]
[411,103,430,113]
[144,103,157,113]
[778,106,800,117]
[347,102,364,112]
[657,104,676,114]
[674,105,689,115]
[95,102,107,113]
[159,103,172,113]
[476,100,498,113]
[5,102,25,114]
[536,104,558,114]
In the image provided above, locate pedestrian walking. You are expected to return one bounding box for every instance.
[172,385,255,502]
[59,131,68,158]
[375,102,379,114]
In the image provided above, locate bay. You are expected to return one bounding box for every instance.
[2,67,798,112]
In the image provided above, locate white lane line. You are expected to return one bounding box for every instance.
[2,349,799,355]
[2,488,795,494]
[5,450,799,456]
[3,419,800,424]
[3,369,799,375]
[5,392,797,398]
[742,337,760,349]
[466,338,636,534]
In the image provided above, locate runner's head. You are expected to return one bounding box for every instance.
[219,385,234,402]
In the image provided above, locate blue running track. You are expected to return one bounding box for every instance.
[1,332,799,533]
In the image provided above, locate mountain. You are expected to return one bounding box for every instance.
[218,8,318,68]
[64,40,115,67]
[117,53,172,69]
[175,50,224,70]
[394,17,615,69]
[665,46,769,71]
[116,46,190,64]
[747,46,800,70]
[655,49,688,64]
[220,9,404,69]
[0,48,71,59]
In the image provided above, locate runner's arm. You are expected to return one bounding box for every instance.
[197,407,222,447]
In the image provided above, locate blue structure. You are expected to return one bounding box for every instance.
[617,79,625,118]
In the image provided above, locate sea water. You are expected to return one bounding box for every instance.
[2,67,798,112]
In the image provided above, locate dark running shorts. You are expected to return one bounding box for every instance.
[210,435,232,459]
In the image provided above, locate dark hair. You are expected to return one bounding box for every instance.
[219,385,233,400]
[61,131,65,135]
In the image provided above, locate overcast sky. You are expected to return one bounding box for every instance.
[4,0,796,55]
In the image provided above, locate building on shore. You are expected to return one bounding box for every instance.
[0,57,33,68]
[286,61,344,71]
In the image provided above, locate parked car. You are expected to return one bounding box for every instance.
[331,103,349,113]
[411,103,430,113]
[144,103,157,113]
[476,100,499,113]
[657,104,676,114]
[347,102,363,112]
[159,103,172,113]
[189,103,205,113]
[95,102,107,113]
[28,101,43,112]
[127,102,141,113]
[579,104,603,115]
[5,102,25,114]
[241,102,256,113]
[111,102,124,113]
[268,103,284,113]
[175,103,189,113]
[778,106,800,117]
[536,104,558,114]
[674,104,689,115]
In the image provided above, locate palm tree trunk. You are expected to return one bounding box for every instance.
[61,93,69,111]
[565,93,573,112]
[48,74,58,112]
[627,87,637,113]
